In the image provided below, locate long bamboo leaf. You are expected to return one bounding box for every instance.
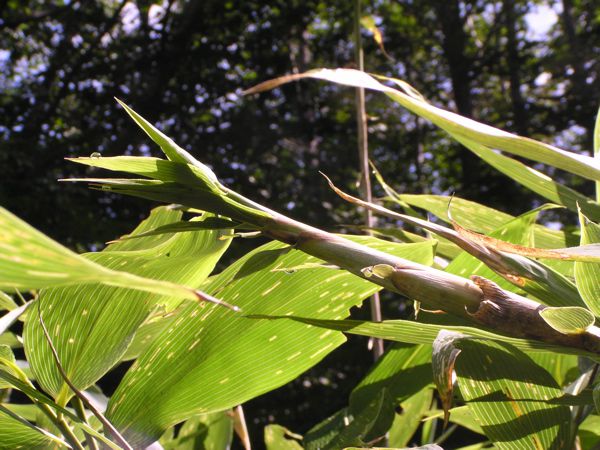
[245,69,600,181]
[0,207,218,302]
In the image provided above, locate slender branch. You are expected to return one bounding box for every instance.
[37,302,134,450]
[354,0,383,360]
[71,396,99,450]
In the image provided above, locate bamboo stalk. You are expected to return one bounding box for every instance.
[353,0,384,359]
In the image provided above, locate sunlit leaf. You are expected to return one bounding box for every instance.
[0,405,69,449]
[574,211,600,316]
[0,207,215,302]
[539,307,595,334]
[260,316,597,358]
[105,239,435,447]
[24,207,232,404]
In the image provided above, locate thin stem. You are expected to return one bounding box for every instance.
[72,396,99,450]
[354,0,383,360]
[37,403,85,450]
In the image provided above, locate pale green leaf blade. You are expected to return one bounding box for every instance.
[396,194,575,249]
[105,239,436,447]
[24,207,232,403]
[539,307,595,334]
[574,212,600,316]
[161,412,234,450]
[0,292,17,311]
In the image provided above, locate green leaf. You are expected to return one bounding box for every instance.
[454,338,572,449]
[0,292,17,311]
[0,302,31,335]
[574,212,600,316]
[246,69,600,181]
[343,343,432,444]
[304,409,348,450]
[387,388,434,447]
[24,207,232,404]
[424,406,484,435]
[161,412,233,450]
[0,206,214,302]
[539,307,595,334]
[0,344,16,388]
[264,424,303,450]
[115,99,219,183]
[105,239,436,447]
[0,405,69,449]
[0,369,122,450]
[321,390,388,449]
[263,316,597,358]
[579,414,600,449]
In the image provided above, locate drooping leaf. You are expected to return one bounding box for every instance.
[24,207,232,404]
[265,424,303,450]
[246,69,600,181]
[574,211,600,316]
[578,414,600,449]
[0,302,31,335]
[432,330,464,426]
[539,307,595,334]
[458,136,600,221]
[105,239,436,447]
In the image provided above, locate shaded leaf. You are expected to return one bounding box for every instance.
[455,339,572,449]
[0,405,69,449]
[161,411,233,450]
[264,424,303,450]
[387,388,434,448]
